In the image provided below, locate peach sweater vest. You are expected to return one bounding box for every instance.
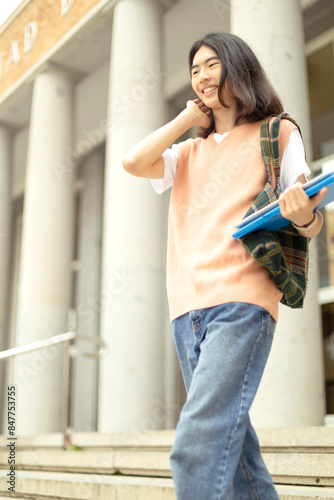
[167,119,297,323]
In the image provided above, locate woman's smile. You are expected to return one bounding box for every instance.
[202,85,218,95]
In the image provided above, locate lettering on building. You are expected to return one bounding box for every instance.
[0,0,75,81]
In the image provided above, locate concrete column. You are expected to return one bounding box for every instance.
[72,148,104,432]
[98,0,166,432]
[0,126,12,342]
[231,0,326,426]
[13,68,74,435]
[0,126,12,431]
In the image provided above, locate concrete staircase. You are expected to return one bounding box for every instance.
[1,428,334,499]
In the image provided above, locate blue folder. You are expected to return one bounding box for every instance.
[232,172,334,239]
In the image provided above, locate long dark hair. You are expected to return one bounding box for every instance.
[189,32,283,138]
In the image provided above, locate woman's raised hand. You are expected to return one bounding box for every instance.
[186,99,212,129]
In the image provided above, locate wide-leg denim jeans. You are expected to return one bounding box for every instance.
[170,302,280,500]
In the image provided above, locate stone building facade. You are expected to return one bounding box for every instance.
[0,0,333,435]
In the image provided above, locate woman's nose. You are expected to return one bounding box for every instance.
[199,68,209,82]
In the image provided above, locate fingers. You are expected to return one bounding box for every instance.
[279,182,314,226]
[310,187,327,209]
[279,182,308,211]
[197,101,211,113]
[185,99,213,128]
[187,99,209,111]
[279,182,327,227]
[186,99,200,107]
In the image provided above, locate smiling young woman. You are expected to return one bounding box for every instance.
[122,32,325,500]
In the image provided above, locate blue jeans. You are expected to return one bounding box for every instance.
[170,302,279,500]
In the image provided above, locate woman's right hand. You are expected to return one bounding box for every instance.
[122,98,212,179]
[186,99,212,129]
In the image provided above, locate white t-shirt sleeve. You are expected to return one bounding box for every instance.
[150,144,179,194]
[278,128,311,195]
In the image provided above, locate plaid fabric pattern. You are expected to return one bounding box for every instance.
[238,113,309,308]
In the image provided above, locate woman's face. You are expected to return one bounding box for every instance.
[191,45,235,110]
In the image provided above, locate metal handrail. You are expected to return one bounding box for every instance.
[0,332,107,360]
[0,332,75,360]
[0,330,107,448]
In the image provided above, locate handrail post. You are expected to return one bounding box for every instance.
[62,309,77,449]
[62,338,71,450]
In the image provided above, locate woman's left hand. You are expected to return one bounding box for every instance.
[279,181,327,227]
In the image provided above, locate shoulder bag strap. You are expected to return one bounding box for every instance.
[261,112,305,197]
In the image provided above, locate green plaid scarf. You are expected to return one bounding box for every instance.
[238,113,309,308]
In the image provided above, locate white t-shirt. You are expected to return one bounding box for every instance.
[151,128,311,194]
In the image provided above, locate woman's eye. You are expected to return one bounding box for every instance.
[209,63,218,68]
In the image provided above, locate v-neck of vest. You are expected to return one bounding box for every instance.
[209,122,244,147]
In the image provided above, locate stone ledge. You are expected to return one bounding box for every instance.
[1,427,334,452]
[1,471,334,500]
[276,484,334,499]
[1,449,334,486]
[0,430,176,451]
[258,427,334,452]
[266,452,334,486]
[0,470,176,500]
[0,450,171,477]
[0,433,64,451]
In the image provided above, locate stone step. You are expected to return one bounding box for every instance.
[1,427,334,452]
[258,427,334,453]
[1,428,334,496]
[277,484,334,499]
[1,448,334,487]
[0,430,176,451]
[266,452,334,487]
[0,470,176,500]
[0,449,171,476]
[1,471,334,500]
